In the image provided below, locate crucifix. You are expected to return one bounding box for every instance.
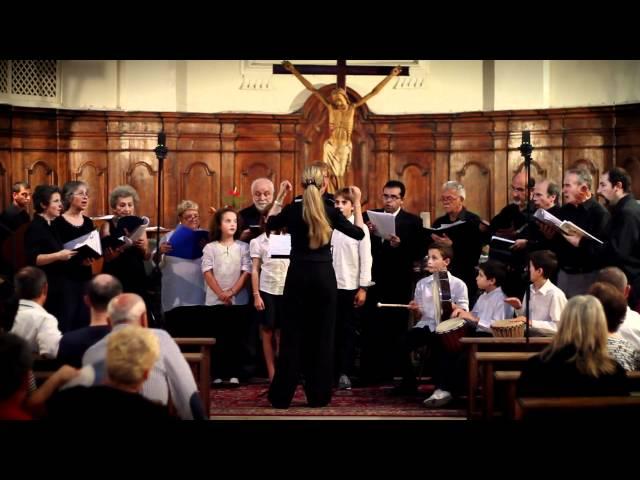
[273,60,409,193]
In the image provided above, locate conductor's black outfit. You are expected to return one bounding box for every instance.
[267,196,364,408]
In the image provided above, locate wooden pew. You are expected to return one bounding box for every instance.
[496,370,640,420]
[476,351,538,419]
[514,396,640,420]
[174,337,215,417]
[461,337,552,420]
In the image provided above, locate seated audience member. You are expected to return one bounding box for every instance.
[0,275,19,333]
[588,282,640,371]
[393,243,469,406]
[452,259,514,335]
[517,295,629,397]
[47,325,173,420]
[10,266,61,358]
[56,274,122,368]
[0,332,33,420]
[71,293,206,420]
[596,266,640,350]
[505,250,567,336]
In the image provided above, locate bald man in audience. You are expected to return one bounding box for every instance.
[57,274,122,368]
[67,293,206,420]
[596,267,640,351]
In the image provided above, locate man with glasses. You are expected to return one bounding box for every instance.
[430,181,483,303]
[486,170,535,298]
[360,180,425,385]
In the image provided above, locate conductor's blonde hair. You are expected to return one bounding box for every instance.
[301,164,332,249]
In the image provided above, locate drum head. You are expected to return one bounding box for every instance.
[492,319,525,328]
[436,318,466,333]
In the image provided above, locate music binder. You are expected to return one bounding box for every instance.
[424,220,467,236]
[533,208,603,245]
[63,230,102,259]
[165,225,209,260]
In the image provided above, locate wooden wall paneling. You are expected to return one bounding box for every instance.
[24,153,56,188]
[621,156,640,198]
[124,153,158,224]
[236,152,279,210]
[490,119,509,218]
[177,153,219,230]
[0,155,9,212]
[454,156,492,222]
[278,122,296,205]
[370,131,392,210]
[220,123,237,211]
[390,151,432,216]
[71,154,108,218]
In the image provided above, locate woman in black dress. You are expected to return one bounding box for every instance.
[24,185,78,332]
[54,181,96,331]
[100,185,151,300]
[266,165,365,408]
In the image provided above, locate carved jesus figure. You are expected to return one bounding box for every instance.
[283,61,402,193]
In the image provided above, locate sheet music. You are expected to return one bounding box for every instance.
[267,233,291,257]
[366,210,396,239]
[127,216,150,243]
[490,235,516,245]
[534,208,603,244]
[63,229,102,256]
[427,220,466,233]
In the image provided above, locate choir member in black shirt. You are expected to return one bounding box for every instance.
[53,181,96,331]
[24,185,78,332]
[265,165,364,409]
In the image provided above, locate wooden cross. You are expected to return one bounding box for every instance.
[273,60,409,89]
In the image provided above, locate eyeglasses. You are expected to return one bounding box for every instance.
[382,194,401,201]
[73,191,89,197]
[440,196,459,202]
[182,214,200,221]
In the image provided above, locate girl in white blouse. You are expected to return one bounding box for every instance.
[201,208,251,386]
[250,209,290,383]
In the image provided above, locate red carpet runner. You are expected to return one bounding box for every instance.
[209,382,466,418]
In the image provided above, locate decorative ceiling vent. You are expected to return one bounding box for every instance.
[0,61,7,94]
[10,60,58,98]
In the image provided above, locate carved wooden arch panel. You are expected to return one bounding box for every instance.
[395,162,431,216]
[180,161,218,229]
[569,158,600,192]
[513,160,548,186]
[239,161,275,201]
[124,161,157,224]
[621,156,640,199]
[26,160,56,188]
[74,160,107,218]
[0,161,7,211]
[456,161,491,221]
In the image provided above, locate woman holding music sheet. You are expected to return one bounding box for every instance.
[24,185,78,332]
[155,200,207,337]
[53,181,95,331]
[265,165,365,409]
[100,185,151,300]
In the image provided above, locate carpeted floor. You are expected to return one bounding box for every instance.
[209,380,467,419]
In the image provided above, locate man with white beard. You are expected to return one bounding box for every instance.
[239,178,275,243]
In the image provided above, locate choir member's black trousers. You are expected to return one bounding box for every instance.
[335,288,358,378]
[269,259,337,408]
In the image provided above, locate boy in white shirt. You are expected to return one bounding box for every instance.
[393,243,469,403]
[331,188,372,390]
[453,259,514,335]
[505,250,567,336]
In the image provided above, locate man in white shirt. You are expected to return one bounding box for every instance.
[505,250,567,336]
[596,266,640,350]
[331,187,372,389]
[10,266,61,358]
[393,243,469,406]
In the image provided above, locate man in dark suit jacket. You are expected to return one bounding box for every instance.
[360,180,426,384]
